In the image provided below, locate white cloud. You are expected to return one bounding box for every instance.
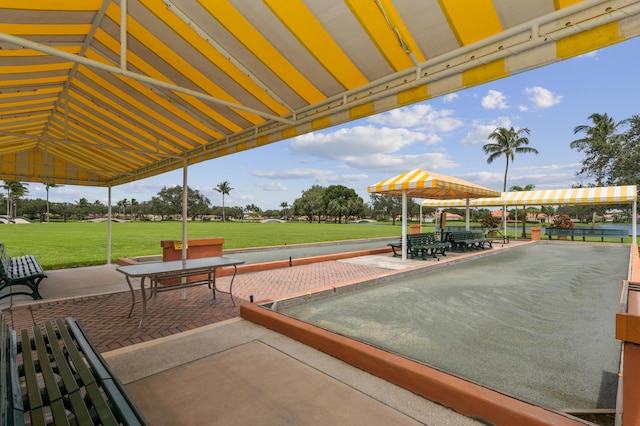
[576,50,598,59]
[525,86,562,108]
[460,118,512,146]
[257,182,288,191]
[252,168,334,180]
[345,152,458,173]
[368,104,463,133]
[290,125,425,159]
[443,93,459,103]
[481,90,509,110]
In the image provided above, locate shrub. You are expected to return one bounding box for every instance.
[551,214,574,229]
[480,215,501,228]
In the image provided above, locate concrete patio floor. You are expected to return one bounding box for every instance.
[1,240,534,425]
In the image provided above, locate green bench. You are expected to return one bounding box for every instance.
[470,230,495,249]
[388,233,431,257]
[446,231,494,251]
[0,243,47,301]
[408,233,451,259]
[545,227,627,242]
[446,231,477,251]
[1,315,147,425]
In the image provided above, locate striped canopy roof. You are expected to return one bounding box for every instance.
[368,169,501,199]
[421,185,638,207]
[1,1,640,187]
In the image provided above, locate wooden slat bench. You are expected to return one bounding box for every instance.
[1,315,147,425]
[0,243,47,301]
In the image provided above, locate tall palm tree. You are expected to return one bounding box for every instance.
[570,113,623,186]
[44,183,61,223]
[280,201,289,220]
[214,181,233,222]
[510,184,535,237]
[483,127,538,191]
[483,127,539,227]
[571,113,624,226]
[3,181,29,221]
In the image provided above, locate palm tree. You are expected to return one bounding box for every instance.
[571,113,624,227]
[280,201,289,220]
[44,183,61,223]
[214,181,233,222]
[483,127,538,191]
[570,113,623,186]
[3,181,29,221]
[510,184,535,237]
[483,127,539,227]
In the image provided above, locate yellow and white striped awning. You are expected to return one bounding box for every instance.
[368,169,501,200]
[421,185,638,207]
[1,1,640,187]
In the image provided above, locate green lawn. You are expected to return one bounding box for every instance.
[0,221,412,269]
[2,220,630,270]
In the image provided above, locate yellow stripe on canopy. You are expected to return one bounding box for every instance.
[368,169,501,199]
[421,186,637,207]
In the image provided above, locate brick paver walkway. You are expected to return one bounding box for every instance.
[4,261,388,353]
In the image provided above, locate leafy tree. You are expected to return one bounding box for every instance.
[322,185,363,223]
[156,185,210,220]
[214,181,233,222]
[292,185,325,222]
[369,194,402,224]
[510,184,535,237]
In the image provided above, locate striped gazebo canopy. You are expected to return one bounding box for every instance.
[368,169,501,200]
[421,185,638,207]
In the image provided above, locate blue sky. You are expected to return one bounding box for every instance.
[30,36,640,211]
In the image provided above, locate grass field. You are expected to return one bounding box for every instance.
[2,220,631,270]
[0,221,414,269]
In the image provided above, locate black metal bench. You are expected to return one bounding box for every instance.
[544,228,627,242]
[0,243,47,300]
[1,315,147,425]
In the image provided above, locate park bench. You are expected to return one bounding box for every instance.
[410,233,451,259]
[470,230,495,249]
[545,228,627,242]
[445,231,477,252]
[0,243,47,301]
[1,315,147,425]
[388,233,432,257]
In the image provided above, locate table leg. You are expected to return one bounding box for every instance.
[126,275,135,318]
[211,265,237,307]
[139,277,147,328]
